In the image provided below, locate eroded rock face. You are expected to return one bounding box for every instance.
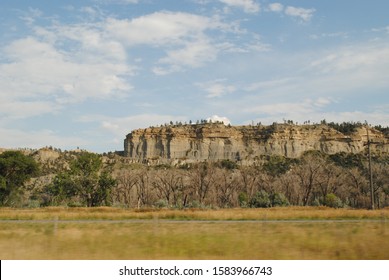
[124,123,389,164]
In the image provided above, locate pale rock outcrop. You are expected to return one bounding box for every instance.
[124,123,389,164]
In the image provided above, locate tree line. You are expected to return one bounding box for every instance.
[109,151,389,209]
[149,120,389,135]
[1,149,388,209]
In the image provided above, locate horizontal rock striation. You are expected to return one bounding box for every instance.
[124,123,389,164]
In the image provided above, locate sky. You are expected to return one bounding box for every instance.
[1,0,389,152]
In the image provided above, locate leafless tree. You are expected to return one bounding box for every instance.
[215,169,241,208]
[135,170,152,208]
[315,163,346,199]
[238,166,259,201]
[188,163,217,206]
[152,169,185,206]
[114,169,138,207]
[370,162,389,209]
[345,167,369,208]
[275,172,301,205]
[291,153,326,206]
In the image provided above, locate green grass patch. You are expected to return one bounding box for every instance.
[0,221,388,259]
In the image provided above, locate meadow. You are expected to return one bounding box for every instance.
[0,207,388,260]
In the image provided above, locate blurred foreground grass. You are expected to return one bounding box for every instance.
[0,220,388,259]
[0,207,388,259]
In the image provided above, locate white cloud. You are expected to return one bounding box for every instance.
[151,65,180,76]
[196,79,236,98]
[268,3,284,13]
[267,4,315,22]
[242,98,356,126]
[77,113,189,150]
[120,0,138,3]
[0,7,257,122]
[154,39,219,74]
[247,99,320,116]
[0,127,88,150]
[100,114,187,137]
[248,105,389,127]
[192,0,211,4]
[371,26,389,35]
[301,43,389,100]
[80,6,100,17]
[207,115,231,125]
[0,100,61,119]
[0,22,133,119]
[244,41,389,101]
[217,38,270,53]
[310,32,348,40]
[285,6,315,22]
[20,8,43,25]
[234,41,389,127]
[310,44,389,74]
[1,46,131,101]
[324,111,389,127]
[245,78,294,92]
[314,97,333,107]
[105,11,235,74]
[105,11,221,46]
[94,0,139,4]
[219,0,260,13]
[53,23,128,62]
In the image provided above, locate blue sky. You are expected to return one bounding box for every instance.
[1,0,389,152]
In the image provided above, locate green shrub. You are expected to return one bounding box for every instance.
[323,193,343,208]
[262,155,295,176]
[271,192,290,207]
[250,190,271,208]
[67,201,85,207]
[312,198,321,207]
[219,159,238,170]
[238,192,249,208]
[154,199,169,208]
[26,200,41,208]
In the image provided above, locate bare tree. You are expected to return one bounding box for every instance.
[315,163,346,199]
[370,162,389,209]
[215,169,241,208]
[135,170,152,208]
[188,163,217,206]
[275,172,301,205]
[291,153,326,206]
[238,166,259,202]
[152,169,185,207]
[255,171,274,194]
[345,167,369,208]
[114,169,138,207]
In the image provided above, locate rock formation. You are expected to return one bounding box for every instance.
[124,123,389,164]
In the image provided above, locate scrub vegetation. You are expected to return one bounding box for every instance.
[1,145,389,209]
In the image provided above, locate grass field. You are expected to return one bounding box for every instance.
[0,207,388,260]
[1,206,388,220]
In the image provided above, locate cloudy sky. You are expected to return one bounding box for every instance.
[1,0,389,152]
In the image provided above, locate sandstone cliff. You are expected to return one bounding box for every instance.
[124,123,389,164]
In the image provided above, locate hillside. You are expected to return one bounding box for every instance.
[124,123,389,165]
[1,123,389,209]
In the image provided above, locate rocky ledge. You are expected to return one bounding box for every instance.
[124,123,389,164]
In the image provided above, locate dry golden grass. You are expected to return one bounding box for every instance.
[0,220,388,260]
[1,207,388,260]
[0,206,388,221]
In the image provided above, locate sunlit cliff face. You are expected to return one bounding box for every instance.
[124,123,389,164]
